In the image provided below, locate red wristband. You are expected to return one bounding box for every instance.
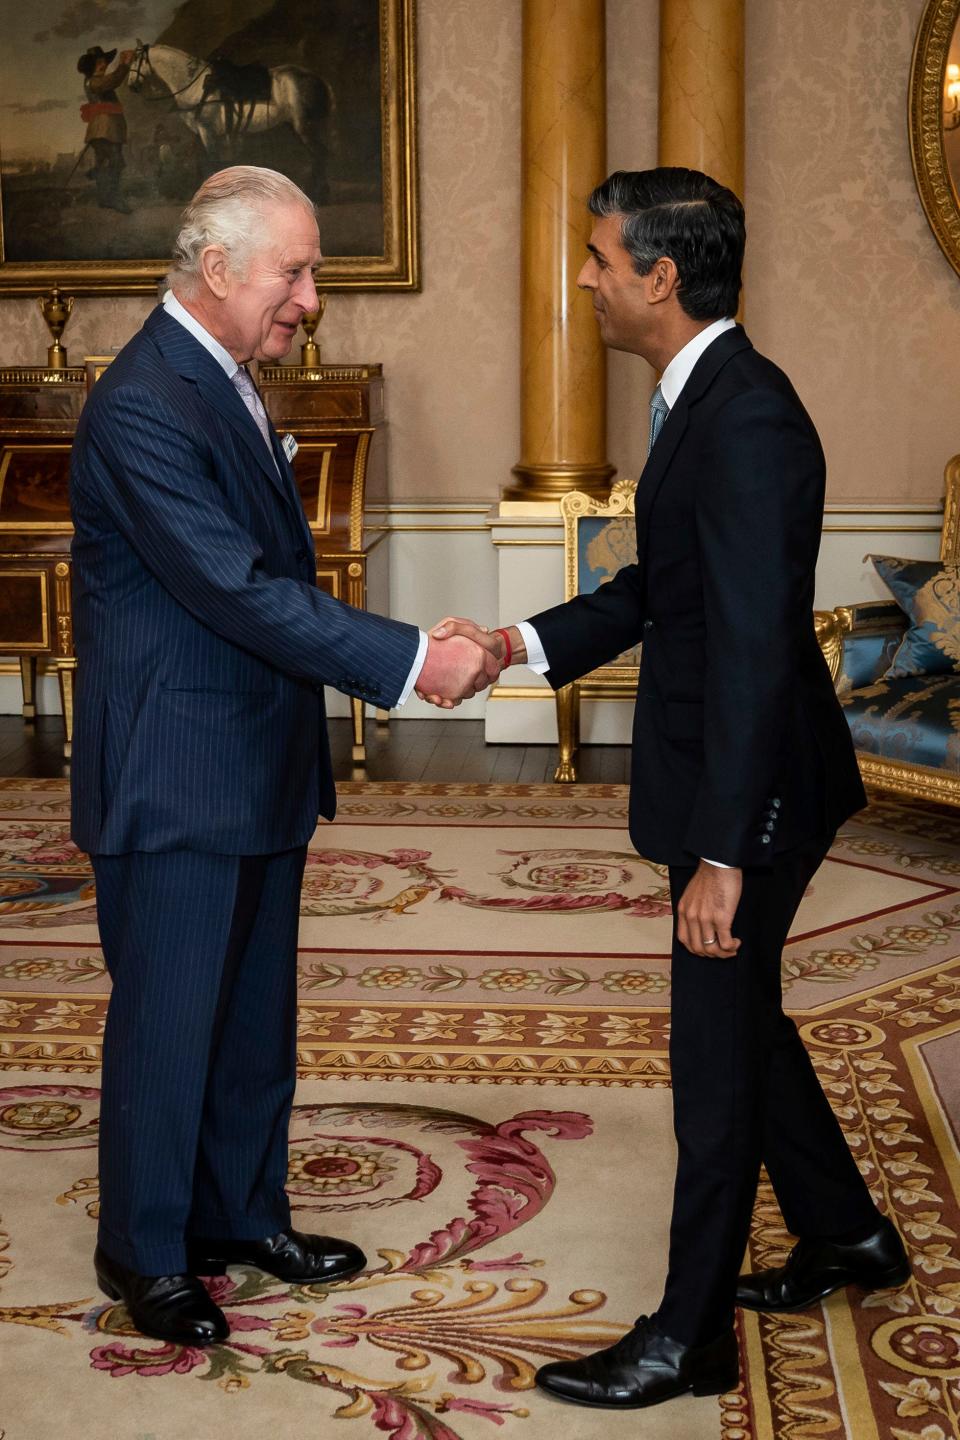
[494,627,513,667]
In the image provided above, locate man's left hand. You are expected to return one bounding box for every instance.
[676,861,742,957]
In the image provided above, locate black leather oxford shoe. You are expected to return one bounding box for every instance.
[737,1214,910,1313]
[94,1245,229,1347]
[534,1314,739,1410]
[187,1226,366,1285]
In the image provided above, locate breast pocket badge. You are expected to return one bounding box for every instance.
[281,433,298,463]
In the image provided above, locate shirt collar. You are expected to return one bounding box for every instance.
[659,317,737,409]
[162,289,239,380]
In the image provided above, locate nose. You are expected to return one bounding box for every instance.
[576,258,596,291]
[294,268,319,314]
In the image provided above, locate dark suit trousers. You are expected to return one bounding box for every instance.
[657,846,877,1346]
[93,846,307,1275]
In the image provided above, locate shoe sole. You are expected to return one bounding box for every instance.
[737,1261,912,1314]
[535,1374,741,1409]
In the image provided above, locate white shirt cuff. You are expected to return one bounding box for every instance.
[517,620,550,674]
[395,629,429,706]
[701,857,733,869]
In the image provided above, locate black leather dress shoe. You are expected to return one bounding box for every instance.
[737,1214,910,1313]
[534,1314,739,1409]
[94,1245,229,1347]
[187,1227,366,1285]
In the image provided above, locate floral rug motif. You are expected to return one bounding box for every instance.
[0,781,959,1439]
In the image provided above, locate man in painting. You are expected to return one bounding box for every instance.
[432,167,911,1413]
[76,45,134,214]
[70,165,497,1348]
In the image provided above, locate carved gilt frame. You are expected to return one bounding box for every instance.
[909,0,960,279]
[0,0,418,295]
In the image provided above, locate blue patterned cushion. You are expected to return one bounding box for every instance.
[841,674,960,769]
[870,555,960,678]
[838,627,905,692]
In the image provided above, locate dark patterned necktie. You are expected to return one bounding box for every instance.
[647,384,669,456]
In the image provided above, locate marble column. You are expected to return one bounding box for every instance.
[503,0,614,504]
[659,0,744,199]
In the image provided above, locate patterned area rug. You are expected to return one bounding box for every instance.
[1,780,959,1440]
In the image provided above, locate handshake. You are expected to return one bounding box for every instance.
[414,617,526,709]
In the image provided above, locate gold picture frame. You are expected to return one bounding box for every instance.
[0,0,418,295]
[909,0,960,279]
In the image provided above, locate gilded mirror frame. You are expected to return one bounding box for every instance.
[910,0,960,278]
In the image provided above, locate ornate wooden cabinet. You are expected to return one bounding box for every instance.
[0,367,81,755]
[259,363,389,763]
[0,361,388,763]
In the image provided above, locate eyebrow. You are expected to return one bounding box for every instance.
[586,242,608,261]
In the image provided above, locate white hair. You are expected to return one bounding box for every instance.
[166,165,316,296]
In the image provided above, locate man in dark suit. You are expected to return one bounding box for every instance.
[70,165,497,1347]
[435,168,909,1411]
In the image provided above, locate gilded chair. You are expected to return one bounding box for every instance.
[814,455,960,806]
[554,479,640,782]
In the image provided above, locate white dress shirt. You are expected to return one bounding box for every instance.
[519,317,737,866]
[161,291,427,705]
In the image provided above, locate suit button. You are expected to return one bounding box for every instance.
[643,620,654,631]
[761,835,771,845]
[770,797,782,809]
[764,820,775,831]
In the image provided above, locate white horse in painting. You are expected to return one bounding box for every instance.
[127,43,336,201]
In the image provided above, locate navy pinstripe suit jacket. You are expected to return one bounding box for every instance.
[69,306,420,856]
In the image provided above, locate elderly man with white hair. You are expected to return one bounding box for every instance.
[69,167,497,1347]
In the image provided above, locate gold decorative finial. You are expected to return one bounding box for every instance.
[300,293,327,367]
[38,285,75,370]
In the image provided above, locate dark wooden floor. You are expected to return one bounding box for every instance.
[0,714,632,785]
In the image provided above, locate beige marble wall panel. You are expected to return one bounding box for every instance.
[0,0,522,504]
[746,0,960,504]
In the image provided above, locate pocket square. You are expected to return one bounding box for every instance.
[282,433,298,462]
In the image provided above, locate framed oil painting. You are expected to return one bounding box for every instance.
[0,0,418,294]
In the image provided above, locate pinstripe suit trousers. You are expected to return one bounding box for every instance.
[93,847,307,1275]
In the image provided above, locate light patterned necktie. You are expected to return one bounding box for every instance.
[231,365,273,454]
[647,383,669,456]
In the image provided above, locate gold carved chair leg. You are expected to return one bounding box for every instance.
[19,656,37,721]
[351,696,366,765]
[57,660,75,761]
[375,708,390,727]
[554,682,579,783]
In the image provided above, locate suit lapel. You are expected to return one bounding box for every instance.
[634,325,754,593]
[266,413,315,554]
[146,306,305,523]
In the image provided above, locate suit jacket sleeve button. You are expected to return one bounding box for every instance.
[761,834,772,844]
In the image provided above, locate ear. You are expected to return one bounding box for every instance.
[199,245,230,300]
[648,257,681,306]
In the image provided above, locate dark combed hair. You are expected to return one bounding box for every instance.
[589,168,745,321]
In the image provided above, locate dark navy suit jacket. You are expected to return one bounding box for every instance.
[531,327,866,869]
[70,306,420,856]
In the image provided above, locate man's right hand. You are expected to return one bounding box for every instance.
[431,618,527,667]
[414,632,502,709]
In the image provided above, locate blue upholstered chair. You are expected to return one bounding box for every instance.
[815,456,960,806]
